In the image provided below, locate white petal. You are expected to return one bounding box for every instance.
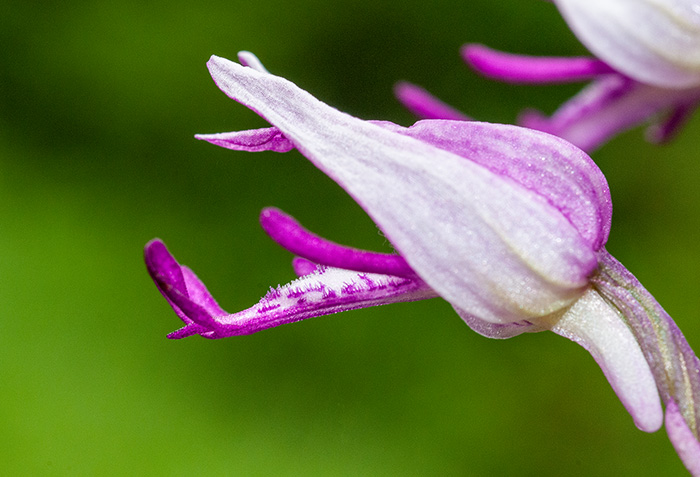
[555,0,700,88]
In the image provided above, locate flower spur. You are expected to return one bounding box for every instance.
[145,52,700,473]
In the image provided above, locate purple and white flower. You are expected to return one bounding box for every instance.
[398,0,700,152]
[145,53,700,473]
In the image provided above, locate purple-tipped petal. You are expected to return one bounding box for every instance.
[666,399,700,475]
[394,82,471,121]
[199,117,609,249]
[462,44,614,84]
[197,127,295,153]
[151,264,221,331]
[202,55,599,324]
[546,287,663,432]
[554,0,700,88]
[460,7,700,149]
[259,207,416,277]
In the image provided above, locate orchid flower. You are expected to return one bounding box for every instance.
[145,52,700,473]
[397,0,700,152]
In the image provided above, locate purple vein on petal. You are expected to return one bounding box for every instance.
[259,207,417,278]
[462,44,615,84]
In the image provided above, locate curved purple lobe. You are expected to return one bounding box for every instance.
[462,44,615,84]
[259,207,416,277]
[145,239,187,304]
[145,239,225,339]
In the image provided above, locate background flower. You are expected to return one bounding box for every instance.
[401,0,700,152]
[2,0,699,475]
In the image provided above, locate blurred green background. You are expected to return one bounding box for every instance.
[2,1,699,475]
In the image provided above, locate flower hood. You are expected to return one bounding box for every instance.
[199,54,610,325]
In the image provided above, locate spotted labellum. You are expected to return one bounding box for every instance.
[145,52,700,473]
[397,0,700,152]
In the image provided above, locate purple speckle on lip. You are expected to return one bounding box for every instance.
[286,287,305,298]
[257,303,282,313]
[342,283,359,295]
[322,289,337,299]
[264,287,282,299]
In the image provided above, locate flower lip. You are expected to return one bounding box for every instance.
[145,238,438,339]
